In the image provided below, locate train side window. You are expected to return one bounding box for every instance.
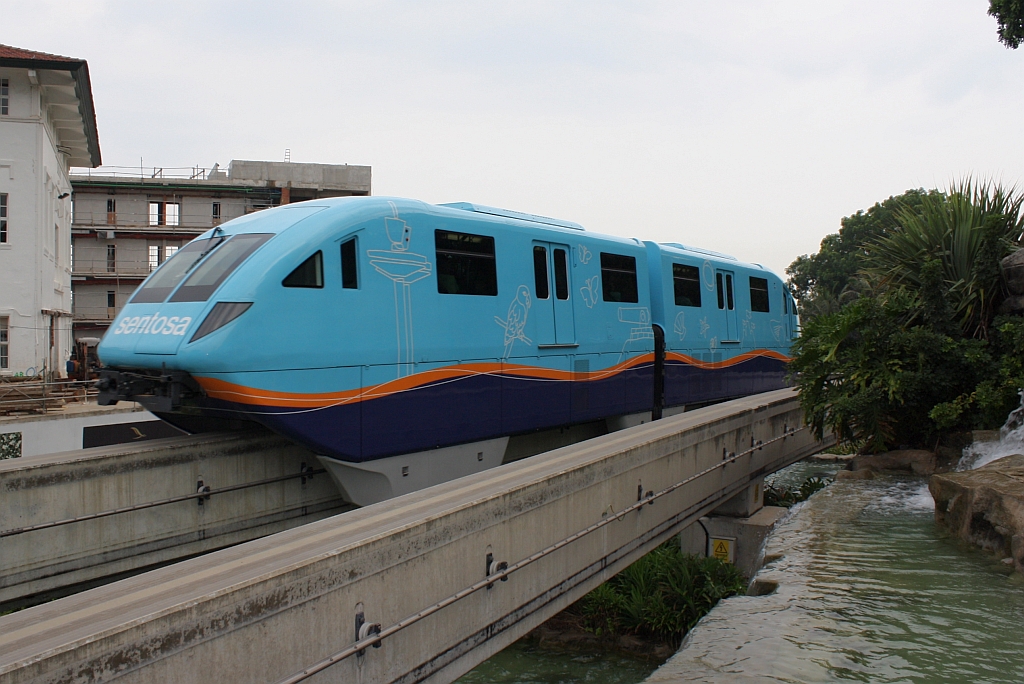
[672,264,701,307]
[600,252,638,303]
[554,248,569,300]
[283,251,324,289]
[435,230,498,296]
[341,238,358,289]
[726,274,734,310]
[716,273,724,309]
[749,276,770,312]
[533,246,549,299]
[783,289,788,314]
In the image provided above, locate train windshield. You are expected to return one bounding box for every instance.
[170,233,273,302]
[131,237,226,303]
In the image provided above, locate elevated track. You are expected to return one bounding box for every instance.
[0,388,826,684]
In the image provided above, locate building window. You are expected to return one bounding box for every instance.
[107,198,116,225]
[0,316,7,369]
[435,230,498,296]
[149,201,180,226]
[106,244,116,273]
[212,202,221,223]
[54,225,60,263]
[107,291,116,309]
[600,253,638,303]
[341,238,358,289]
[0,193,7,243]
[749,276,770,313]
[149,245,160,271]
[0,78,8,116]
[164,245,178,261]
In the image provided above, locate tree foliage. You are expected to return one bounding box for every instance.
[791,181,1024,452]
[990,0,1024,49]
[786,189,933,319]
[863,179,1024,339]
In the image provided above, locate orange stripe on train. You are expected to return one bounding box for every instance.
[194,350,791,409]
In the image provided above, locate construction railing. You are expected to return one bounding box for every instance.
[0,379,98,415]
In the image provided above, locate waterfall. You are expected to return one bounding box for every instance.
[957,389,1024,470]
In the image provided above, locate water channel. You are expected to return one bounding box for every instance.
[460,458,1024,683]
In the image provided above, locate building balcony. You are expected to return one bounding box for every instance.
[72,307,118,324]
[71,258,153,279]
[71,213,214,233]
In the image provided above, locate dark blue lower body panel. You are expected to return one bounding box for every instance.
[190,356,788,462]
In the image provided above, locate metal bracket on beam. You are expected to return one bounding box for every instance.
[196,480,211,507]
[636,483,654,506]
[354,611,381,657]
[486,552,508,589]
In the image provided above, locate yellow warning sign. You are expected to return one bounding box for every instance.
[711,537,734,562]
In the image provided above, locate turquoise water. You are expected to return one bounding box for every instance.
[458,640,657,684]
[462,460,1024,683]
[660,469,1024,682]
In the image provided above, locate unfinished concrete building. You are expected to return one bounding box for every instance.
[70,160,371,342]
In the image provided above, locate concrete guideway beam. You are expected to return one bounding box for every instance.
[0,432,349,609]
[0,388,825,684]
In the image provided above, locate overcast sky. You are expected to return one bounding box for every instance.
[7,1,1024,276]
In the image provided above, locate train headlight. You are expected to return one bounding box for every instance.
[190,302,253,343]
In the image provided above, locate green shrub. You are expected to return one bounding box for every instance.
[764,476,832,507]
[580,538,745,645]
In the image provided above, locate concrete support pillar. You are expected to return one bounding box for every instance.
[714,477,765,518]
[679,477,787,580]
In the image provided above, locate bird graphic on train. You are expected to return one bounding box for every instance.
[495,285,532,358]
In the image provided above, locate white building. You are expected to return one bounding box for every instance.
[0,45,101,378]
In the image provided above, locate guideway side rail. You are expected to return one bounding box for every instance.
[0,388,826,684]
[0,432,347,609]
[0,466,326,538]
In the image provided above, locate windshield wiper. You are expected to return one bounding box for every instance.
[182,234,227,276]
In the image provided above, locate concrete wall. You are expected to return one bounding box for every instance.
[0,403,152,458]
[72,235,149,275]
[229,159,371,193]
[0,389,824,684]
[0,431,348,607]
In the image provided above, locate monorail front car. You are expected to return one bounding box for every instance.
[97,198,797,503]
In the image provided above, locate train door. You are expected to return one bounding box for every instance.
[532,242,576,345]
[715,269,739,343]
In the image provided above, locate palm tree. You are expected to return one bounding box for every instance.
[862,179,1024,339]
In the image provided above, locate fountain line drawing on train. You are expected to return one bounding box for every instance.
[366,202,433,378]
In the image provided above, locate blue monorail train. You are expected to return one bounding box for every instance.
[97,197,797,504]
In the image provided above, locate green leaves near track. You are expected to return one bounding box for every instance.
[580,538,745,646]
